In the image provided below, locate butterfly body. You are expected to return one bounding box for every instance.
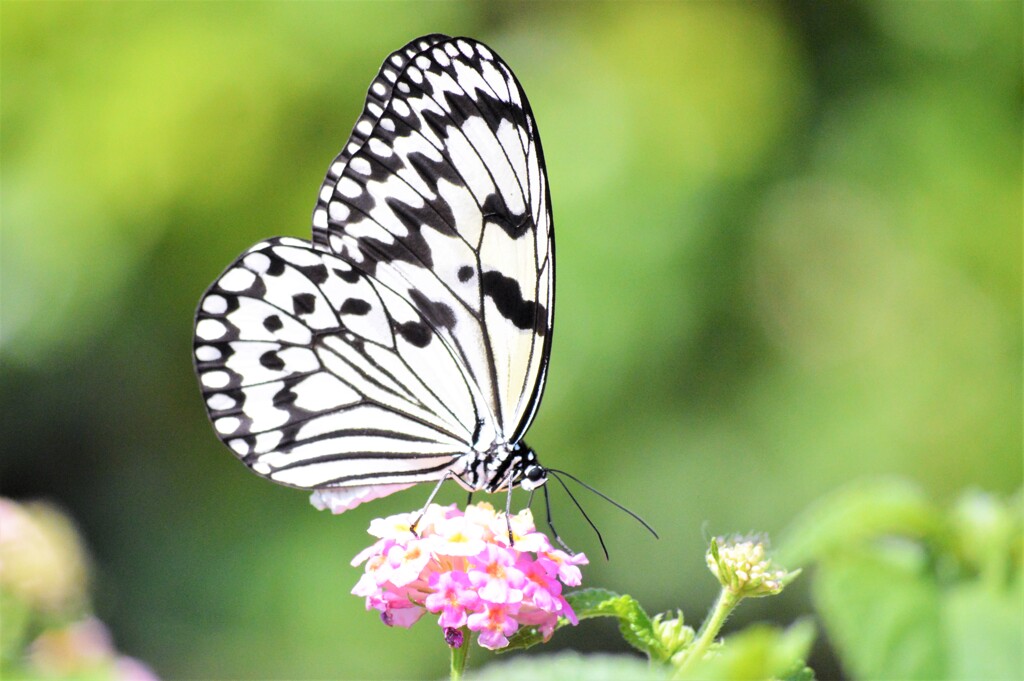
[194,35,554,513]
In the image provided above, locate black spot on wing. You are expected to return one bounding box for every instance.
[341,298,372,315]
[386,199,440,262]
[214,273,266,301]
[273,385,297,407]
[333,267,361,284]
[259,350,285,371]
[387,184,457,241]
[263,315,283,332]
[429,87,514,139]
[292,293,316,315]
[483,193,531,239]
[405,153,460,228]
[408,289,456,329]
[299,264,329,285]
[395,320,433,348]
[265,254,286,276]
[481,270,546,334]
[458,266,474,282]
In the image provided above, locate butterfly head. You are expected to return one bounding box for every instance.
[514,442,547,492]
[520,462,547,491]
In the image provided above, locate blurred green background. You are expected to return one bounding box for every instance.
[2,1,1020,679]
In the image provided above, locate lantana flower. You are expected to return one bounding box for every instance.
[351,502,586,650]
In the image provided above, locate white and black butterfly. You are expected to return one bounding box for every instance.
[193,35,556,515]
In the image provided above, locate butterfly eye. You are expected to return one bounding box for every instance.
[521,465,546,490]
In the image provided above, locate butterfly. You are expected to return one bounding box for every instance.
[193,35,556,516]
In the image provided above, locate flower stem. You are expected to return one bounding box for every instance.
[449,627,471,681]
[676,587,741,677]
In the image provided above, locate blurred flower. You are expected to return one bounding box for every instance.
[1,498,160,680]
[706,535,799,598]
[28,617,160,681]
[29,616,112,673]
[351,502,586,650]
[0,497,89,616]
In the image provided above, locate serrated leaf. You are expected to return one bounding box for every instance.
[571,590,663,659]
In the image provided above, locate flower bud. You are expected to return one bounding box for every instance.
[444,627,464,648]
[706,535,799,598]
[651,610,693,661]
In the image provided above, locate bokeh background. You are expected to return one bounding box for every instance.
[2,2,1020,679]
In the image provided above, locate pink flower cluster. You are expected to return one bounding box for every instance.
[351,502,587,650]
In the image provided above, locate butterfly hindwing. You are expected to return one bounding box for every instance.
[194,237,477,489]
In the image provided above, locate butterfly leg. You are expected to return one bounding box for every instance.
[503,468,519,547]
[410,472,455,536]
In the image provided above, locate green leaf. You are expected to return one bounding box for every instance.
[502,589,663,660]
[776,478,946,568]
[675,620,816,681]
[565,587,626,614]
[502,622,551,652]
[941,580,1023,680]
[812,546,946,680]
[571,589,663,659]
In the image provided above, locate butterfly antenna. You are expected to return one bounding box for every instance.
[546,468,659,540]
[548,471,610,560]
[539,482,575,555]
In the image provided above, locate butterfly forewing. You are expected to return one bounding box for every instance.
[312,35,448,249]
[195,35,553,507]
[312,36,554,444]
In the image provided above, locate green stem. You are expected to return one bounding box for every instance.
[676,587,741,677]
[450,627,471,681]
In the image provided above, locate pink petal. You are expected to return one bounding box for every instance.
[477,578,512,603]
[382,606,425,628]
[437,606,468,628]
[351,572,381,598]
[477,629,510,650]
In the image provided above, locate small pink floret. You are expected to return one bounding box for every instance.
[350,503,588,650]
[425,571,479,628]
[467,602,520,650]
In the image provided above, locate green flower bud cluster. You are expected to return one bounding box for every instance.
[706,536,800,598]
